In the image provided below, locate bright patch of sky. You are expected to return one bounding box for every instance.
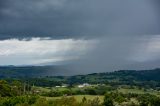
[0,38,97,65]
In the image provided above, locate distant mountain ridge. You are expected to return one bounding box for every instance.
[0,65,72,78]
[0,66,160,82]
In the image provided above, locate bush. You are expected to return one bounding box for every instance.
[85,88,97,95]
[0,96,38,106]
[103,93,114,106]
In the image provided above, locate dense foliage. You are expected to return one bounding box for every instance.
[1,67,160,105]
[2,68,160,89]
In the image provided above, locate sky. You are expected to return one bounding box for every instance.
[0,0,160,73]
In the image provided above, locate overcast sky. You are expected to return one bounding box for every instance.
[0,0,160,73]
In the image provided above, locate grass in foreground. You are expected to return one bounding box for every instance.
[45,95,104,103]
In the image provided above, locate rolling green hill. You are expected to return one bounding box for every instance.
[0,66,72,78]
[1,66,160,88]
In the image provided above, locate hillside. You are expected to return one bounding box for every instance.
[0,66,160,80]
[1,66,160,88]
[0,66,72,78]
[53,68,160,85]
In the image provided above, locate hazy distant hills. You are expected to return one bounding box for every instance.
[0,66,160,81]
[0,66,73,78]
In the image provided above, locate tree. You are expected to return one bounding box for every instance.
[0,80,12,97]
[103,93,114,106]
[150,96,160,106]
[114,94,125,103]
[11,80,23,96]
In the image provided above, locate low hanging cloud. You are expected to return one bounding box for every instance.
[129,35,160,62]
[0,38,97,65]
[67,35,160,74]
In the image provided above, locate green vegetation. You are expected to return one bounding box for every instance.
[1,79,160,106]
[46,95,104,103]
[1,68,160,105]
[2,68,160,89]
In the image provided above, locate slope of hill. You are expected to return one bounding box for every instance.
[0,66,72,78]
[0,66,160,85]
[59,68,160,84]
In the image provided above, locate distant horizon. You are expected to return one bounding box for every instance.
[0,65,160,74]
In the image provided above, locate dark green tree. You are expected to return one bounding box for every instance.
[0,80,12,97]
[103,93,114,106]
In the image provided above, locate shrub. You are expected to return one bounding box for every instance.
[103,93,114,106]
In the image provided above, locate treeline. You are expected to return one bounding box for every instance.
[103,92,160,106]
[4,69,160,89]
[41,85,114,97]
[0,96,102,106]
[1,66,160,81]
[1,67,160,89]
[1,80,160,106]
[1,92,160,106]
[0,80,32,97]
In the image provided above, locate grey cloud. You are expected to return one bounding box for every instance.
[0,0,160,39]
[0,0,160,73]
[66,36,160,74]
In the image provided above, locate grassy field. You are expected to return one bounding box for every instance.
[36,85,160,104]
[45,95,104,103]
[118,88,160,96]
[118,88,145,94]
[36,85,160,96]
[35,86,95,92]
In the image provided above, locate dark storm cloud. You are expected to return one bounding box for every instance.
[1,0,160,73]
[67,35,160,74]
[0,0,160,39]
